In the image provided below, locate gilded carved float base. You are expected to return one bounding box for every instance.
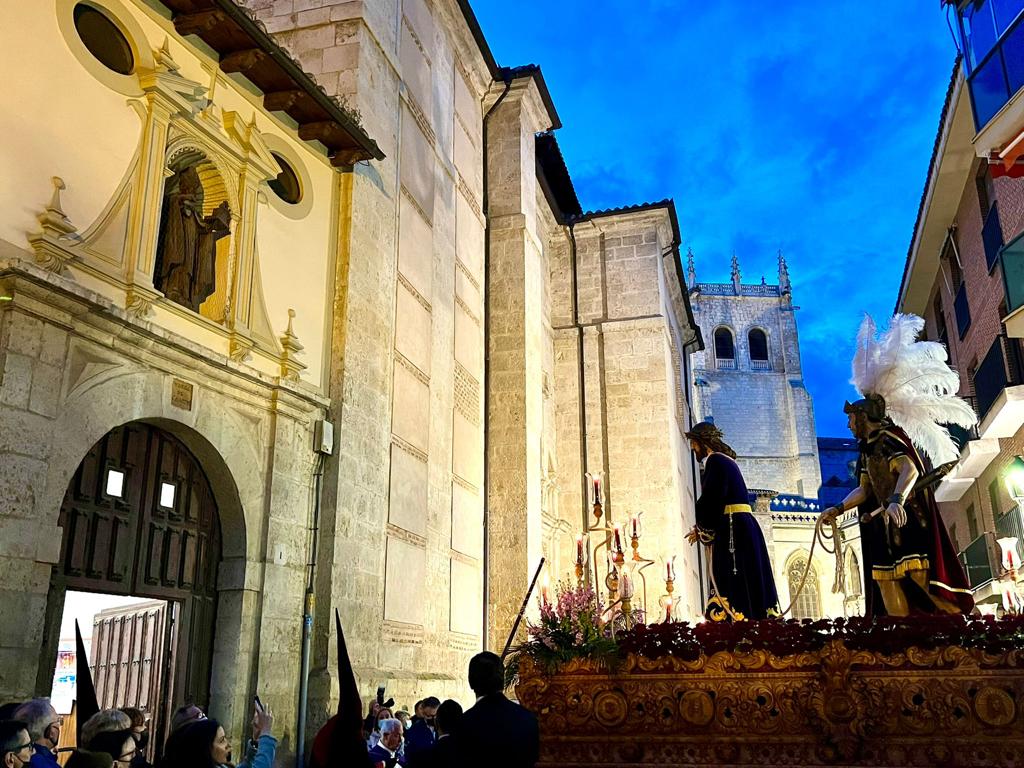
[516,640,1024,767]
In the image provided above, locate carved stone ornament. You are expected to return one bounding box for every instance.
[516,640,1024,766]
[279,308,307,382]
[125,289,156,319]
[28,177,82,275]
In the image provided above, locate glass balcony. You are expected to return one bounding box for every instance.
[965,8,1024,130]
[973,334,1024,420]
[1003,234,1024,314]
[983,201,1005,271]
[959,532,995,588]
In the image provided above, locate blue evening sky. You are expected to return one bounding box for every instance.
[471,1,957,438]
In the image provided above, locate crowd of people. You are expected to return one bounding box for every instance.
[0,651,538,768]
[0,697,276,768]
[358,652,538,768]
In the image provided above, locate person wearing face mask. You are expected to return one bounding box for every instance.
[402,698,437,762]
[367,720,403,768]
[11,701,60,768]
[117,709,149,768]
[1,720,35,768]
[84,730,136,768]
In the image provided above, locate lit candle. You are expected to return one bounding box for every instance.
[664,555,676,582]
[576,534,585,565]
[613,524,624,554]
[629,515,641,539]
[540,573,551,606]
[621,571,634,599]
[664,596,673,622]
[593,474,602,505]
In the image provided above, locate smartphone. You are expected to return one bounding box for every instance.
[376,686,385,706]
[254,695,264,713]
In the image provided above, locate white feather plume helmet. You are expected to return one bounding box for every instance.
[849,313,977,464]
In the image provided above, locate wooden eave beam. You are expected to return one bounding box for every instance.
[173,8,228,37]
[263,89,310,113]
[220,47,267,74]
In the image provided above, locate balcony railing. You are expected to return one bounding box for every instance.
[750,359,771,371]
[973,334,1024,420]
[966,12,1024,130]
[715,358,735,370]
[983,202,1004,271]
[954,282,971,339]
[959,532,995,589]
[996,504,1024,544]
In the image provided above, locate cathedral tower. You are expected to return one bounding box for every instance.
[688,251,821,497]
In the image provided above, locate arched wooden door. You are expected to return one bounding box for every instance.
[51,421,222,715]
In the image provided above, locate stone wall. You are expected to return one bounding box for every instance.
[548,209,703,621]
[0,261,324,756]
[243,0,497,716]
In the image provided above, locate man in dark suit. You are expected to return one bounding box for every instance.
[403,696,438,762]
[406,700,461,768]
[367,719,404,768]
[454,652,539,768]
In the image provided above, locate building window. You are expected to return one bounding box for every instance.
[990,476,1004,518]
[268,152,302,205]
[788,556,820,620]
[933,291,949,351]
[159,482,176,509]
[748,328,769,369]
[977,163,995,223]
[967,502,979,541]
[846,551,862,597]
[73,3,134,75]
[714,328,735,369]
[104,468,125,498]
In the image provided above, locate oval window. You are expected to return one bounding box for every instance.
[73,4,135,75]
[268,153,302,205]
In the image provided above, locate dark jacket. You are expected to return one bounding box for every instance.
[403,721,434,762]
[454,694,538,768]
[405,735,456,768]
[367,743,402,768]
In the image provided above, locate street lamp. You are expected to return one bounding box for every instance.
[1003,456,1024,506]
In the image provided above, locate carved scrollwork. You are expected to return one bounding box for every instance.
[516,640,1024,766]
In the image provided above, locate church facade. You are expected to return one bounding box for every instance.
[686,252,863,618]
[0,0,703,759]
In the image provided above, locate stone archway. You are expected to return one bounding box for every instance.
[32,366,262,738]
[51,421,222,727]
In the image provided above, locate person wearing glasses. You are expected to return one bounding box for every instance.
[85,731,135,768]
[1,720,35,768]
[10,701,59,768]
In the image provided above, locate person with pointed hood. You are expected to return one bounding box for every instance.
[821,314,975,617]
[685,421,780,620]
[309,612,374,768]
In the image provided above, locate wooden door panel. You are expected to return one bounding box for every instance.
[56,422,221,734]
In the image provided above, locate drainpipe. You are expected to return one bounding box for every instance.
[481,74,512,649]
[295,452,325,767]
[567,220,591,535]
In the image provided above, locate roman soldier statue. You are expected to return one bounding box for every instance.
[821,314,975,617]
[686,422,780,621]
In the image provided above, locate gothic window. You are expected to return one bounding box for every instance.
[714,328,734,360]
[787,555,820,620]
[846,551,862,597]
[73,3,134,75]
[748,328,769,363]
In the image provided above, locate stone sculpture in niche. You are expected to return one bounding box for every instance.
[156,165,230,313]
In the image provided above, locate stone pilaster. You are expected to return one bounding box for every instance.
[485,76,553,652]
